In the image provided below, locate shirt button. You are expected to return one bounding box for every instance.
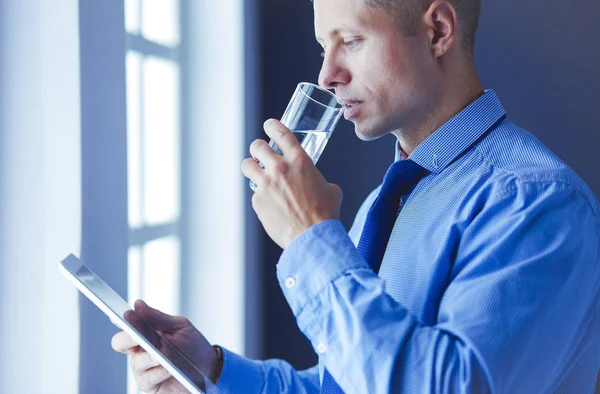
[316,343,327,354]
[285,277,296,288]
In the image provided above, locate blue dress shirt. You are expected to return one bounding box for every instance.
[212,90,600,393]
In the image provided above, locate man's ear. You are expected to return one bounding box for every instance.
[423,0,458,58]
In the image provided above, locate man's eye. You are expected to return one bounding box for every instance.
[344,39,360,48]
[320,51,326,58]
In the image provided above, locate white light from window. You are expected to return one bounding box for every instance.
[128,246,143,304]
[142,236,181,316]
[142,56,180,226]
[185,0,246,356]
[127,365,140,394]
[141,0,180,47]
[126,51,143,229]
[125,0,141,34]
[127,246,143,394]
[127,364,141,394]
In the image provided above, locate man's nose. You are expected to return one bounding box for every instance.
[318,54,350,90]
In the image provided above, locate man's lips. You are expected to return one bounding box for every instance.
[343,100,363,119]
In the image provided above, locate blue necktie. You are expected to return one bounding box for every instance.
[320,159,428,394]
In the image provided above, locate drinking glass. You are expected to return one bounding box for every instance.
[249,82,345,191]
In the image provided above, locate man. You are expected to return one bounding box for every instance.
[112,0,600,392]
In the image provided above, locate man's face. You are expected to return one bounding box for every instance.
[315,0,440,141]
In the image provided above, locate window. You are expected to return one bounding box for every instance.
[124,1,182,393]
[122,1,248,390]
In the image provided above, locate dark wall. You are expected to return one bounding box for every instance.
[475,0,600,195]
[256,0,600,381]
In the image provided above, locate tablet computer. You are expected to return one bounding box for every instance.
[59,253,213,394]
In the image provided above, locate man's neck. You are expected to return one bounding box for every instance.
[393,74,484,157]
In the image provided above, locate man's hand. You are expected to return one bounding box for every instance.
[241,119,343,249]
[111,300,220,394]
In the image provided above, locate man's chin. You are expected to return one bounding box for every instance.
[354,122,386,142]
[355,131,376,141]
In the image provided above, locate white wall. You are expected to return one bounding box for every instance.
[77,0,129,392]
[0,0,81,393]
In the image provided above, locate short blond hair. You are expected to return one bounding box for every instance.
[365,0,481,56]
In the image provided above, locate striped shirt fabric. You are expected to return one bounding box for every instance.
[213,90,600,393]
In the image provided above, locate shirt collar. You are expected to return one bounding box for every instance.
[394,89,506,174]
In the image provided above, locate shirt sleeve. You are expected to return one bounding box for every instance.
[276,181,600,393]
[209,347,320,394]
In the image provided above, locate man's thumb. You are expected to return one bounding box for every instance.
[134,299,189,331]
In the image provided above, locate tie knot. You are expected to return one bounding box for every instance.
[379,159,428,198]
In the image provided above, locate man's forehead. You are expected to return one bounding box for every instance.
[313,0,369,41]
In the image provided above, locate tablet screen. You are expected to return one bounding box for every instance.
[59,254,212,393]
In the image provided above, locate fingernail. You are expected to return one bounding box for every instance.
[263,118,277,128]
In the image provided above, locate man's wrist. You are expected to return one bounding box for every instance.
[212,344,224,383]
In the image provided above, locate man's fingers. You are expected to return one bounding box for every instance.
[241,157,265,184]
[126,345,144,356]
[263,119,303,157]
[136,365,172,393]
[249,138,279,168]
[131,350,161,373]
[112,331,139,354]
[134,299,189,332]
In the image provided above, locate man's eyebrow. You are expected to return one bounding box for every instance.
[315,25,362,43]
